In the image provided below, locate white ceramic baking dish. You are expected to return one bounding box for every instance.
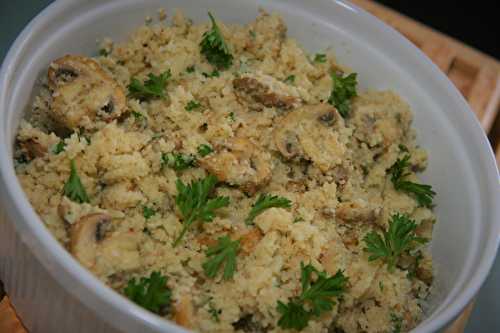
[1,0,499,332]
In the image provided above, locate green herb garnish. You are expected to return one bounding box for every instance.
[388,155,436,207]
[173,175,230,246]
[63,159,89,203]
[228,112,235,122]
[131,111,144,119]
[200,12,233,69]
[284,75,295,84]
[245,193,291,225]
[143,206,156,220]
[53,141,66,154]
[313,53,327,63]
[202,69,220,78]
[128,70,171,101]
[186,65,196,73]
[277,262,348,331]
[185,100,202,111]
[363,213,428,272]
[161,152,196,171]
[390,313,403,333]
[208,302,222,322]
[197,144,213,157]
[328,72,357,118]
[124,271,171,314]
[202,235,240,280]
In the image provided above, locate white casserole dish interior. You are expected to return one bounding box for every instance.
[0,0,499,332]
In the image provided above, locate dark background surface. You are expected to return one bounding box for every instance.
[0,1,499,332]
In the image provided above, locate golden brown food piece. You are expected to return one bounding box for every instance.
[69,213,111,269]
[336,201,380,224]
[199,137,272,194]
[238,228,263,255]
[274,104,346,172]
[17,138,47,161]
[174,295,194,329]
[233,76,300,111]
[48,55,126,129]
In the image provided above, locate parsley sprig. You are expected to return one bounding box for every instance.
[277,263,348,331]
[197,144,213,157]
[124,271,171,314]
[202,236,240,280]
[328,72,358,118]
[388,155,436,207]
[245,193,291,225]
[363,213,428,272]
[63,159,89,203]
[200,12,233,70]
[161,152,196,171]
[53,140,66,154]
[173,175,230,246]
[128,70,171,101]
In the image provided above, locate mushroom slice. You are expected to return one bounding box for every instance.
[336,201,380,224]
[69,213,111,269]
[233,76,300,111]
[273,104,346,172]
[17,138,47,161]
[47,55,126,130]
[198,137,272,194]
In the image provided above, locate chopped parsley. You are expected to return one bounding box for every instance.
[202,236,240,280]
[277,263,348,331]
[390,313,403,333]
[363,213,428,272]
[185,100,202,111]
[197,144,213,157]
[128,70,171,101]
[313,53,327,63]
[245,193,291,225]
[328,72,358,118]
[388,155,436,207]
[53,140,66,154]
[161,152,196,171]
[228,112,235,122]
[124,271,171,314]
[208,302,222,322]
[202,69,220,78]
[249,30,256,38]
[173,175,230,246]
[143,206,156,220]
[200,12,233,70]
[131,111,144,119]
[186,65,196,73]
[293,216,304,224]
[63,159,89,203]
[284,75,295,84]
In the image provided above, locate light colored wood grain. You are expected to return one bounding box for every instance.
[0,297,27,333]
[2,1,499,332]
[444,301,476,333]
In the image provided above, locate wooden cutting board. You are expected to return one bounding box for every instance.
[1,1,499,332]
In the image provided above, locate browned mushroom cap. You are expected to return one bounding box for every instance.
[17,138,47,161]
[198,137,272,195]
[273,104,346,172]
[336,201,380,224]
[69,213,111,269]
[47,55,126,130]
[233,76,300,111]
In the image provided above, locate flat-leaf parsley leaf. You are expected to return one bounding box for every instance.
[388,155,436,207]
[277,262,348,331]
[197,144,213,157]
[328,72,357,118]
[202,236,240,280]
[363,213,428,272]
[173,175,230,246]
[63,159,89,203]
[200,12,233,69]
[128,70,171,101]
[124,271,171,314]
[161,152,196,171]
[245,193,291,225]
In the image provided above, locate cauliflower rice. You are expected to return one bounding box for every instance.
[14,9,436,333]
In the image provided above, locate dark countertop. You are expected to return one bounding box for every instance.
[0,1,498,331]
